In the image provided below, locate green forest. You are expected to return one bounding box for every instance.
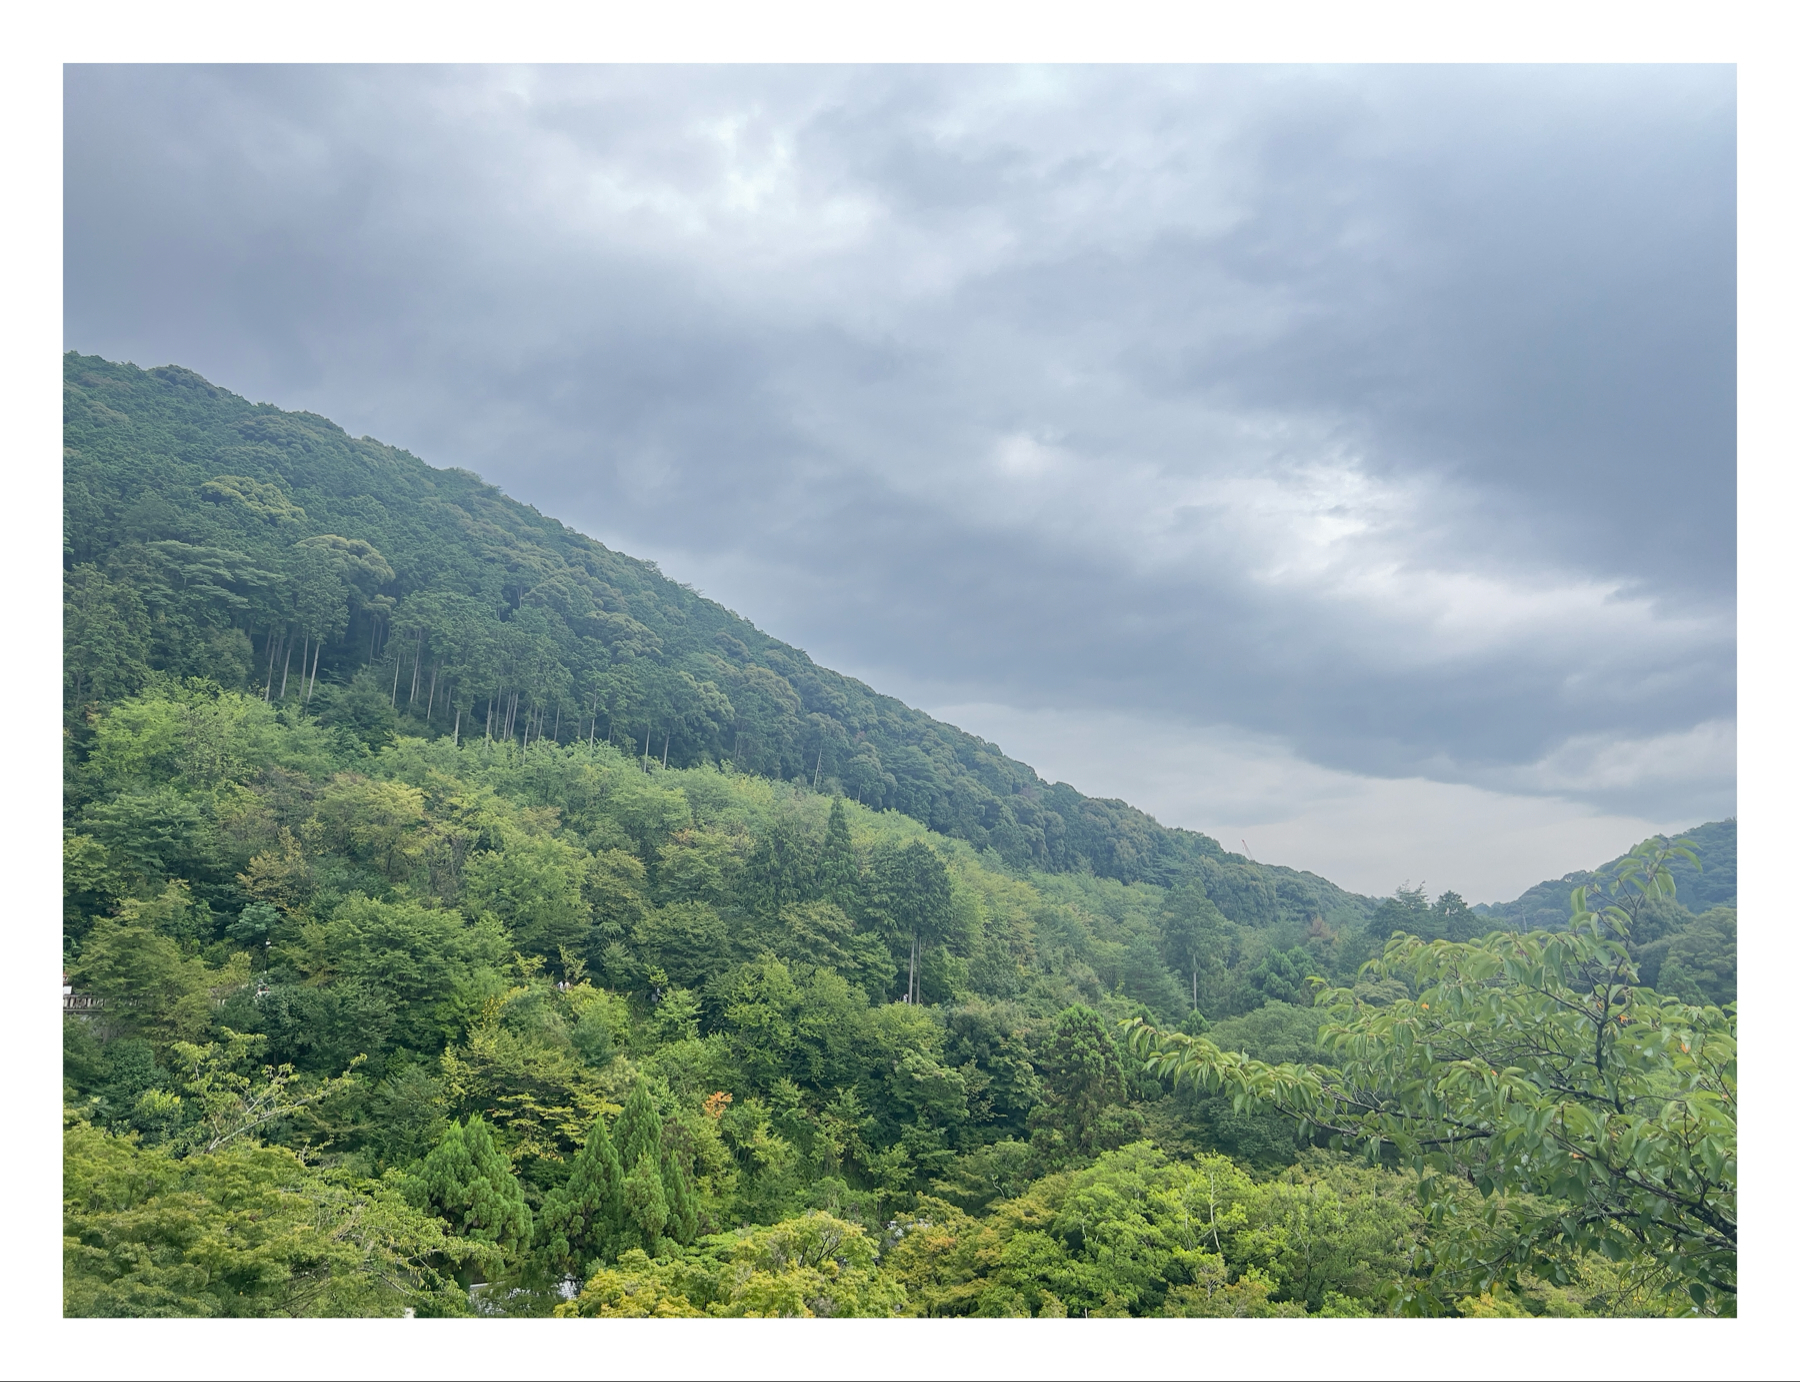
[62,354,1736,1318]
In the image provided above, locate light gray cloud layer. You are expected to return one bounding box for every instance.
[64,64,1736,899]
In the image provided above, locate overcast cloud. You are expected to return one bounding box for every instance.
[63,64,1736,901]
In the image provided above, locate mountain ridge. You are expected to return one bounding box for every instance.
[1473,817,1736,928]
[64,351,1380,932]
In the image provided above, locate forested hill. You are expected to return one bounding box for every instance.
[1473,818,1736,930]
[60,353,1737,1320]
[62,352,1368,931]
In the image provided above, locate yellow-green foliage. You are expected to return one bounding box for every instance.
[885,1143,1418,1318]
[558,1212,902,1318]
[61,682,1735,1319]
[63,1111,471,1317]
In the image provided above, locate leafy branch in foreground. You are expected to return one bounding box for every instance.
[1122,841,1734,1314]
[168,1028,364,1155]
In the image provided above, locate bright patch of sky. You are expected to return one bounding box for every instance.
[63,63,1735,901]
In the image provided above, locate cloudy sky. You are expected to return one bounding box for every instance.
[63,64,1736,901]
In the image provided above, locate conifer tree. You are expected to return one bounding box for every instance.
[416,1114,533,1260]
[620,1150,670,1255]
[819,796,860,910]
[745,818,816,920]
[610,1079,698,1255]
[616,1080,662,1170]
[662,1147,699,1247]
[536,1112,625,1278]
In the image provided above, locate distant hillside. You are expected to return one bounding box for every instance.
[1473,818,1736,929]
[62,352,1374,932]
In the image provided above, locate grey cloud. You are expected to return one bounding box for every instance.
[63,62,1736,829]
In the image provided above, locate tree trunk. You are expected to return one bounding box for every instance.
[425,664,438,725]
[390,647,402,706]
[306,640,321,704]
[453,706,461,747]
[280,636,297,700]
[263,628,281,700]
[662,732,670,769]
[409,630,423,704]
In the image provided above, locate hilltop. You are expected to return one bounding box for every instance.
[1473,817,1736,929]
[63,351,1371,933]
[61,352,1735,1319]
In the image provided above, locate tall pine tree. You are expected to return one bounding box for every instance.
[611,1079,699,1255]
[416,1114,533,1260]
[620,1151,670,1255]
[819,796,860,912]
[616,1081,662,1169]
[662,1147,699,1247]
[744,817,817,921]
[535,1112,625,1279]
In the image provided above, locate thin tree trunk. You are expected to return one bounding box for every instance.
[409,630,423,705]
[390,647,402,705]
[813,748,823,790]
[306,641,321,704]
[263,628,280,700]
[643,728,651,772]
[662,733,670,769]
[553,703,560,743]
[453,706,461,747]
[280,637,297,700]
[425,664,438,725]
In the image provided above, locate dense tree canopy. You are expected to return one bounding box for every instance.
[1125,846,1736,1316]
[63,354,1736,1318]
[63,351,1391,919]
